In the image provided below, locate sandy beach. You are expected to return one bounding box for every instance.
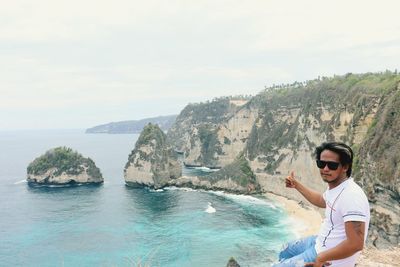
[265,193,322,238]
[268,193,400,266]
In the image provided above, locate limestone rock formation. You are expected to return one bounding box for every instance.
[168,72,400,247]
[250,73,400,247]
[124,123,181,188]
[168,153,260,194]
[356,84,400,247]
[27,147,103,185]
[167,96,256,168]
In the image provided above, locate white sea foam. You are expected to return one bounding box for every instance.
[47,184,70,188]
[166,186,278,209]
[149,188,164,192]
[280,214,308,239]
[164,186,197,192]
[209,191,278,209]
[205,202,216,213]
[14,179,27,184]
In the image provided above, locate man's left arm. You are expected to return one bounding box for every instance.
[307,221,365,267]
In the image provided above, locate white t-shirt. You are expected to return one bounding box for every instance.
[315,178,370,267]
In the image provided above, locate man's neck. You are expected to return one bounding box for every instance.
[328,175,349,190]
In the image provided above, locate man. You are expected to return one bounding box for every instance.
[272,142,370,267]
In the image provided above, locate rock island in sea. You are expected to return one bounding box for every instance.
[124,123,181,188]
[124,121,261,193]
[27,146,103,185]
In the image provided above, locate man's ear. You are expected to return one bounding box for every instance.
[341,163,349,173]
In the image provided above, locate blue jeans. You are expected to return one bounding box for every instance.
[272,235,317,267]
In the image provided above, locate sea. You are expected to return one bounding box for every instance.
[0,129,295,267]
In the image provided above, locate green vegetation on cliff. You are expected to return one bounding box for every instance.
[125,123,171,169]
[248,71,400,246]
[209,153,259,190]
[198,124,222,167]
[136,123,167,149]
[246,71,400,161]
[165,70,400,246]
[27,147,102,179]
[178,96,250,125]
[357,82,400,199]
[167,96,251,167]
[125,123,181,186]
[179,98,231,124]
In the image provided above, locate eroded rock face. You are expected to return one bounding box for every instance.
[355,87,400,247]
[247,78,399,247]
[168,175,254,194]
[167,97,256,169]
[369,204,400,247]
[167,73,400,246]
[27,147,103,185]
[27,167,102,184]
[124,123,181,188]
[167,153,261,194]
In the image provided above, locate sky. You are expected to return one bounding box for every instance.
[1,0,399,130]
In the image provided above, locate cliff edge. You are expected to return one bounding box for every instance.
[167,72,400,247]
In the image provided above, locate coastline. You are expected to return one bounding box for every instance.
[265,193,322,238]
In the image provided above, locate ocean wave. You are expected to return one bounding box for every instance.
[164,186,197,192]
[149,188,164,193]
[280,215,308,239]
[165,186,278,209]
[14,179,27,184]
[205,202,216,213]
[210,191,278,209]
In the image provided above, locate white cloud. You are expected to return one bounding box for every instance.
[0,0,399,129]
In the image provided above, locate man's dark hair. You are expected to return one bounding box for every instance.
[315,142,354,177]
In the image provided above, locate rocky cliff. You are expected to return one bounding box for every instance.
[167,96,256,168]
[356,82,400,247]
[124,123,181,188]
[169,153,260,194]
[167,72,400,247]
[27,147,103,184]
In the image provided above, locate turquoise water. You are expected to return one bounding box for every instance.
[0,130,294,266]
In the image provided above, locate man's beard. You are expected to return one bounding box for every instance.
[322,175,344,184]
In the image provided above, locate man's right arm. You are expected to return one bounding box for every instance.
[285,171,326,208]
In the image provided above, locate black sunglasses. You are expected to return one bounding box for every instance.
[316,160,340,170]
